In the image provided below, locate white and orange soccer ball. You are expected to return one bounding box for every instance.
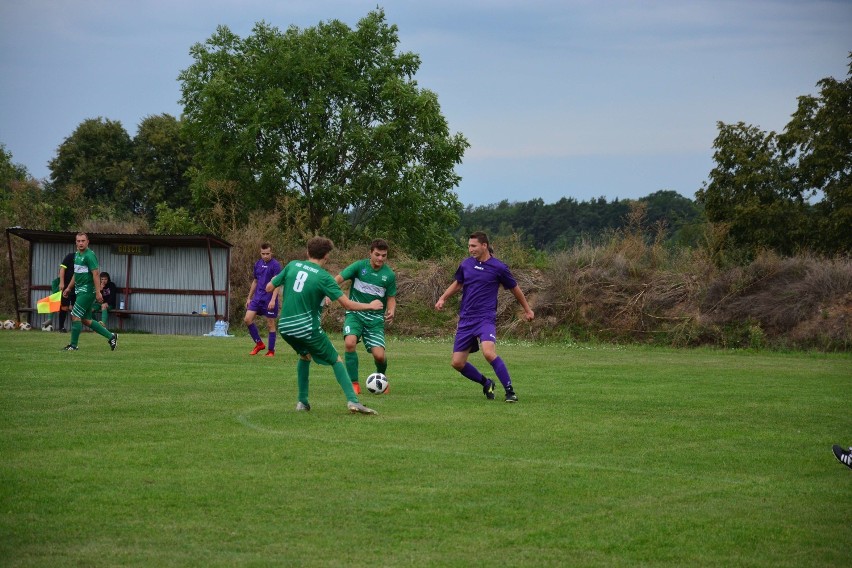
[19,322,31,331]
[366,372,389,394]
[2,319,15,330]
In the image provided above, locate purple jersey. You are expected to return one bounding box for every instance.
[252,257,282,304]
[455,255,517,322]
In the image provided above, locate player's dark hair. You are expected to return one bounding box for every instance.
[370,238,389,252]
[307,236,334,260]
[470,231,494,254]
[260,242,271,250]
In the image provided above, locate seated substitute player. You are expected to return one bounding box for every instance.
[245,242,282,357]
[435,231,534,402]
[90,272,118,325]
[334,238,397,394]
[266,236,383,415]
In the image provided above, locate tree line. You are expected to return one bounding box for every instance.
[1,8,849,260]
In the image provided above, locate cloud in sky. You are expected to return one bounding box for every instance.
[1,0,850,206]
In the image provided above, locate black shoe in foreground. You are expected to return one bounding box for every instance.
[832,445,852,469]
[505,389,518,403]
[108,333,118,351]
[482,378,495,400]
[62,344,78,351]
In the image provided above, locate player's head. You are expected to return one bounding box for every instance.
[259,242,273,262]
[369,239,389,269]
[307,236,334,262]
[75,232,89,251]
[100,272,111,284]
[468,231,493,260]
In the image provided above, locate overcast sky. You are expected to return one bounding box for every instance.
[1,0,849,207]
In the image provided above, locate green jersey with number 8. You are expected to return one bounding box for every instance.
[271,259,343,339]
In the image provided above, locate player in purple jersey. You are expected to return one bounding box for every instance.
[244,243,282,356]
[435,232,534,402]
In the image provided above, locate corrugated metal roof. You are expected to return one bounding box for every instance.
[5,227,231,248]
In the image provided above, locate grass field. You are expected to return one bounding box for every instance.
[1,331,850,567]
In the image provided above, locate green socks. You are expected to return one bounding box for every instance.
[333,362,358,403]
[345,351,359,384]
[70,320,82,346]
[297,358,310,404]
[89,320,112,339]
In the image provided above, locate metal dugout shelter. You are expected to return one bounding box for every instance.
[5,228,231,335]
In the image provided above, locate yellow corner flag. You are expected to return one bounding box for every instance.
[37,291,62,314]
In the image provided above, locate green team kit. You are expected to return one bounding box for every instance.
[271,259,344,365]
[339,258,397,351]
[64,238,117,352]
[71,248,98,319]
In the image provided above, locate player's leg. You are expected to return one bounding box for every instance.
[67,292,94,348]
[85,303,114,342]
[370,346,387,374]
[343,335,360,392]
[363,323,388,375]
[482,340,517,402]
[296,356,311,410]
[451,322,495,399]
[264,313,277,356]
[342,315,364,392]
[67,315,83,349]
[245,305,265,354]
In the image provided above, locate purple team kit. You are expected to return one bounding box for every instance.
[452,255,517,354]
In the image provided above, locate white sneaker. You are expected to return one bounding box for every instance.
[347,401,378,415]
[295,401,311,412]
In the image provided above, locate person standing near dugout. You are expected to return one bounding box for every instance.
[334,238,397,394]
[435,231,534,402]
[61,232,117,351]
[57,251,76,332]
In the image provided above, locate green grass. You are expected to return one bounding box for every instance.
[1,332,850,567]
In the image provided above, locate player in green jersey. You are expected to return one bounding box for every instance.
[61,232,118,351]
[266,236,383,415]
[334,239,397,394]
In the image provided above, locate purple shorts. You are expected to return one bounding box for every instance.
[452,319,497,354]
[247,297,279,318]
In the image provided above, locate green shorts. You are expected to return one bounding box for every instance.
[71,291,96,319]
[342,313,386,352]
[281,332,340,366]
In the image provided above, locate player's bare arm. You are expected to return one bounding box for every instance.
[338,297,383,312]
[435,281,462,310]
[511,285,535,321]
[385,296,396,322]
[246,279,257,308]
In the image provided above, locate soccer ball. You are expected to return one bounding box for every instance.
[42,322,53,332]
[2,319,14,330]
[366,372,389,394]
[19,322,31,331]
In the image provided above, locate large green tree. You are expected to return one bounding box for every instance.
[48,118,134,211]
[133,114,194,220]
[178,9,468,256]
[696,122,808,255]
[780,55,852,254]
[697,56,852,256]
